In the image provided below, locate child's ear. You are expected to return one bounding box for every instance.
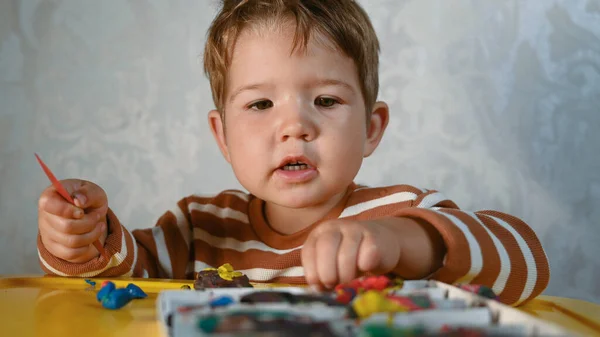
[208,110,231,163]
[363,101,389,158]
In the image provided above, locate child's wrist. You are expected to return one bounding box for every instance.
[385,216,445,279]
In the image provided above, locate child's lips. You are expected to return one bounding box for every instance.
[275,166,318,183]
[273,154,318,183]
[276,155,316,170]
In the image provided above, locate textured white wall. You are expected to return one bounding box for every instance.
[0,0,599,303]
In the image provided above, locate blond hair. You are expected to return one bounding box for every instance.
[203,0,380,115]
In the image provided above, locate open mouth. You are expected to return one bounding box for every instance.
[280,161,311,171]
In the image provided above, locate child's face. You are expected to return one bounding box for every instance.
[209,24,388,209]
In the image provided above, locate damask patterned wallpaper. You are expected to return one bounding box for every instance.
[0,0,598,303]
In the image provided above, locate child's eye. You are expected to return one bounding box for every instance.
[248,100,273,110]
[315,97,339,108]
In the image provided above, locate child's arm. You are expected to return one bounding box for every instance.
[376,191,550,305]
[38,197,194,279]
[387,190,549,306]
[302,185,549,306]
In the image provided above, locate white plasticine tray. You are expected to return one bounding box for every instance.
[156,280,580,337]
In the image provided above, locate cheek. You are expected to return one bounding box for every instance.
[325,123,366,171]
[226,121,269,169]
[226,118,257,150]
[228,137,263,189]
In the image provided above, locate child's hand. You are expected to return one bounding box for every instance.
[301,219,401,290]
[301,217,445,289]
[38,179,109,263]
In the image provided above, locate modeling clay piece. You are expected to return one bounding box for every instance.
[84,279,96,287]
[438,326,488,337]
[385,294,435,311]
[95,281,147,310]
[240,291,343,306]
[455,284,498,301]
[335,287,357,304]
[96,281,116,302]
[209,295,234,308]
[335,275,402,303]
[101,288,134,310]
[349,291,410,319]
[193,263,252,289]
[360,323,426,337]
[349,290,438,319]
[196,311,338,336]
[196,311,299,333]
[176,304,206,314]
[126,283,148,299]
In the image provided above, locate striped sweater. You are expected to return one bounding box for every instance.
[37,183,549,306]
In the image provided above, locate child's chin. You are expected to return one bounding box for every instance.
[268,192,327,209]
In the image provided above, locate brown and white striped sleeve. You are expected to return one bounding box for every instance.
[37,197,194,279]
[342,185,550,306]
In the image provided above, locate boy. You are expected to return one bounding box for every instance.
[36,0,549,306]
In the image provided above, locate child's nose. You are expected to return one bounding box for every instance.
[277,103,317,142]
[280,122,312,142]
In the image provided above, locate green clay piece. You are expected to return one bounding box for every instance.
[411,294,433,309]
[197,316,220,333]
[360,324,426,337]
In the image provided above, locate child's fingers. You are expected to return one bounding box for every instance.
[45,222,105,249]
[43,211,102,235]
[336,231,363,284]
[38,189,83,219]
[301,234,319,286]
[43,237,96,263]
[357,233,382,272]
[315,230,342,289]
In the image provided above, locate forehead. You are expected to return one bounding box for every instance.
[225,23,360,95]
[240,18,338,53]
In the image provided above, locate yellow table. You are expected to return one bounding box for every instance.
[1,276,599,337]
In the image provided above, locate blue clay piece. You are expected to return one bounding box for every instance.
[96,281,116,302]
[209,295,234,308]
[85,279,96,287]
[96,281,146,309]
[101,288,134,310]
[126,283,148,299]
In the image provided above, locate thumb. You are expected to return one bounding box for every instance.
[71,181,108,210]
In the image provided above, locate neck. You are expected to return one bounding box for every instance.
[264,189,348,235]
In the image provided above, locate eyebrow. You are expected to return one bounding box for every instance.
[227,78,357,103]
[228,83,270,104]
[311,79,357,95]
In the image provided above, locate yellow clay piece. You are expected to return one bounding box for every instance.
[352,290,409,319]
[202,263,243,281]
